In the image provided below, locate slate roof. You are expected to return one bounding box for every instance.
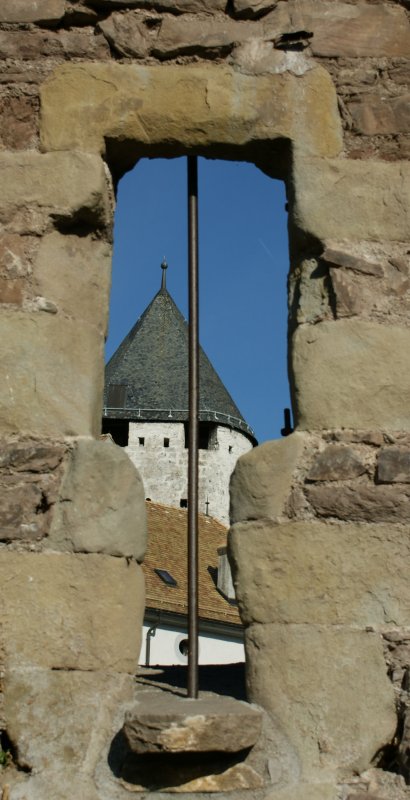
[143,501,241,627]
[104,284,255,441]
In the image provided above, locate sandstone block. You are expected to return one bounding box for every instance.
[265,785,336,800]
[0,0,65,24]
[0,95,38,151]
[3,668,135,774]
[0,551,144,671]
[0,311,104,437]
[49,438,147,560]
[89,0,226,8]
[307,445,365,481]
[291,156,410,243]
[0,276,23,305]
[300,2,410,58]
[40,62,342,161]
[378,447,410,484]
[229,519,410,627]
[123,691,262,753]
[34,232,111,334]
[245,624,396,779]
[291,320,410,430]
[150,14,261,59]
[0,29,109,61]
[0,151,109,231]
[328,268,366,318]
[0,233,37,278]
[322,248,384,278]
[232,0,277,19]
[349,93,410,136]
[305,483,410,524]
[0,474,59,542]
[230,433,307,524]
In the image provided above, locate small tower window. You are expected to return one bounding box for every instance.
[229,445,233,454]
[107,384,127,408]
[164,437,170,448]
[139,437,145,446]
[180,499,188,508]
[101,418,129,447]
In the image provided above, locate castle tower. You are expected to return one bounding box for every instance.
[102,262,256,525]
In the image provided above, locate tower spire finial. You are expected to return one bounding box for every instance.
[161,258,168,290]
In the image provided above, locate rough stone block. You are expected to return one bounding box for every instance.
[300,1,410,58]
[0,151,109,231]
[265,785,336,800]
[123,691,262,754]
[307,445,365,481]
[0,94,39,151]
[0,233,37,278]
[291,320,410,430]
[229,519,410,626]
[40,62,342,161]
[0,0,65,23]
[245,624,396,780]
[34,232,112,334]
[89,0,226,8]
[49,438,147,561]
[232,0,277,19]
[291,156,410,243]
[0,311,104,437]
[305,483,410,524]
[0,28,109,61]
[349,94,410,136]
[0,551,144,671]
[230,432,307,524]
[322,248,384,278]
[377,446,410,484]
[3,668,135,774]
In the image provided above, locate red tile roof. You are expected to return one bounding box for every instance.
[143,502,241,626]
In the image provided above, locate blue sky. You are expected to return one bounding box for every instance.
[106,157,290,444]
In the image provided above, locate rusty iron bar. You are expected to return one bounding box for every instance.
[187,155,199,698]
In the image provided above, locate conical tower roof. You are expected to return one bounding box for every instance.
[103,271,256,443]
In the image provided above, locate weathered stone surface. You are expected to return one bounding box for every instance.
[329,268,366,318]
[34,232,111,334]
[307,445,365,481]
[265,785,336,800]
[3,669,135,774]
[300,2,410,58]
[229,520,410,626]
[230,433,307,524]
[291,320,410,430]
[98,12,151,59]
[232,0,277,18]
[378,447,410,484]
[349,93,410,136]
[0,233,36,278]
[150,14,261,59]
[49,438,147,560]
[0,151,109,231]
[0,311,104,437]
[291,157,410,242]
[322,248,384,278]
[124,691,262,753]
[0,29,109,61]
[0,277,23,305]
[0,0,65,24]
[0,438,65,472]
[88,0,226,8]
[305,483,410,524]
[246,624,396,780]
[40,62,342,161]
[0,95,38,151]
[0,551,144,671]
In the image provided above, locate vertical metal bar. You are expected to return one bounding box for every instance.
[187,155,199,699]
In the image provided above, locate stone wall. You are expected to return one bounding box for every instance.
[0,0,409,798]
[127,421,252,525]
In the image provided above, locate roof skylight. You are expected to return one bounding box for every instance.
[154,568,177,587]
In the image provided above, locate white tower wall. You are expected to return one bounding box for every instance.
[126,421,252,526]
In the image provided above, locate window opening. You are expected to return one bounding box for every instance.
[164,437,170,448]
[107,383,127,408]
[101,418,129,447]
[179,638,189,656]
[180,499,188,509]
[138,437,145,446]
[154,568,177,587]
